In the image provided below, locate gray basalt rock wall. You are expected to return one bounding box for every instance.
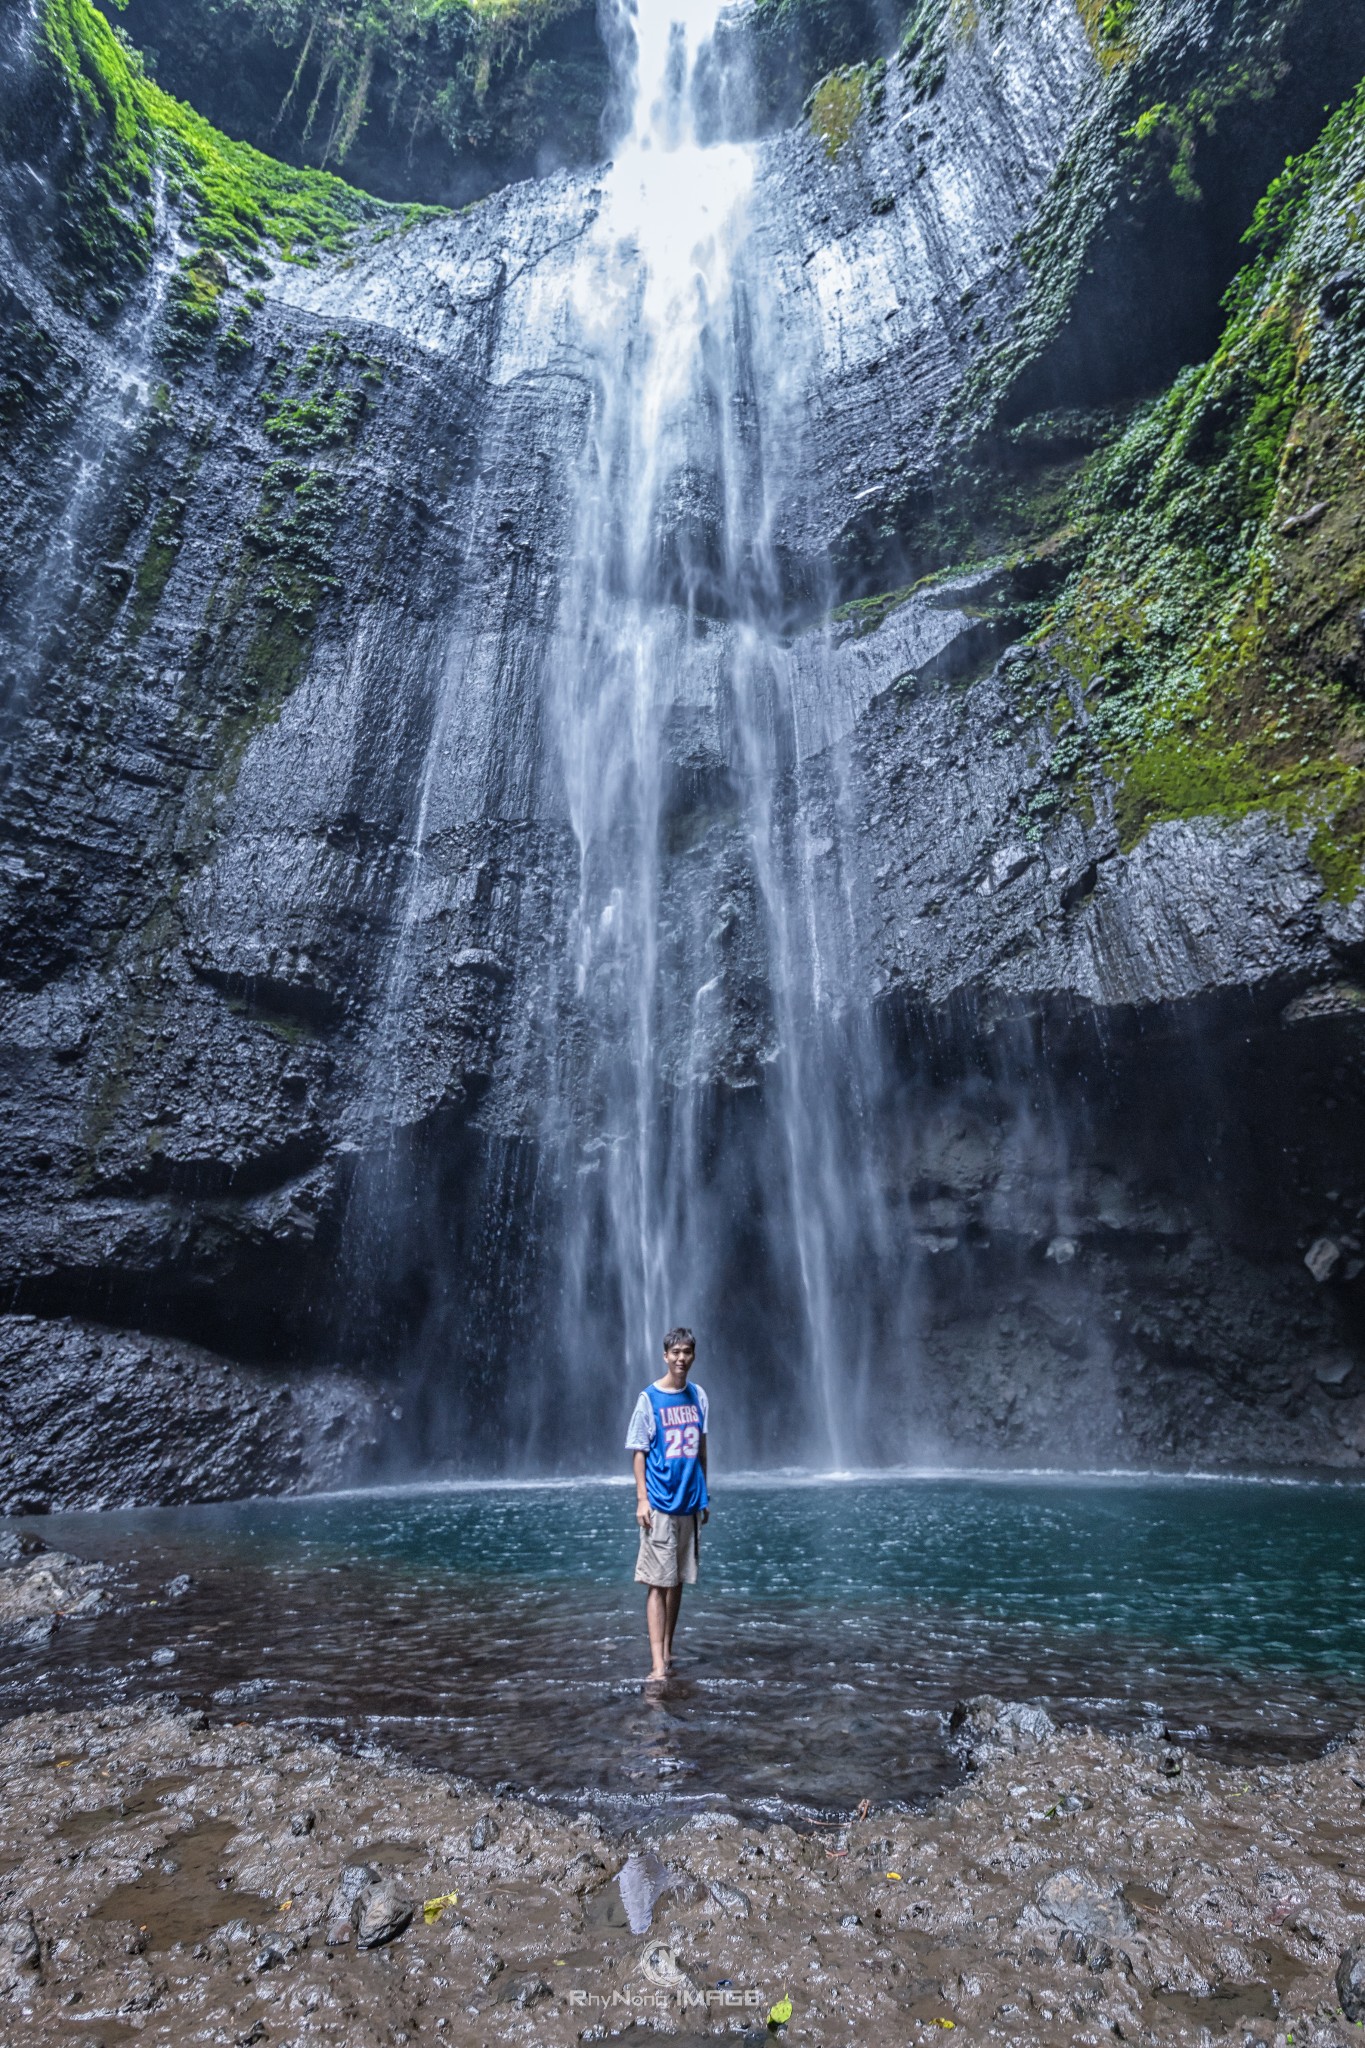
[2,0,1365,1501]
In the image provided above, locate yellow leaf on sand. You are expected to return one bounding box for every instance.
[423,1890,459,1924]
[886,1871,902,1880]
[767,1994,793,2027]
[279,1899,292,1911]
[932,2021,955,2030]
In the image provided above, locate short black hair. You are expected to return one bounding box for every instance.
[663,1326,695,1352]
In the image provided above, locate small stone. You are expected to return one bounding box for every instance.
[1058,1929,1112,1969]
[1306,1237,1341,1283]
[0,1908,40,1972]
[562,1850,605,1892]
[355,1881,414,1950]
[1045,1236,1078,1265]
[1314,1358,1354,1388]
[1036,1868,1135,1939]
[839,1913,862,1928]
[290,1811,315,1837]
[1280,500,1329,536]
[951,1695,1056,1753]
[470,1813,500,1851]
[618,1848,674,1934]
[501,1972,551,2007]
[1339,1946,1365,2023]
[707,1879,751,1918]
[326,1861,376,1943]
[989,844,1033,891]
[151,1647,176,1665]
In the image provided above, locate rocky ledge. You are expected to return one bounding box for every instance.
[0,1317,387,1514]
[1,1696,1364,2044]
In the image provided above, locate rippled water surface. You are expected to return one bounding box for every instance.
[6,1474,1365,1824]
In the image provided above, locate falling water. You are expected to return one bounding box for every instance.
[525,0,921,1470]
[0,167,178,748]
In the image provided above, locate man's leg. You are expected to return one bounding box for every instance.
[645,1585,669,1680]
[662,1585,683,1669]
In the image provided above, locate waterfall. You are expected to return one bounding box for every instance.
[520,0,918,1471]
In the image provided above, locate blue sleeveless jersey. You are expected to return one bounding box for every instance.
[641,1382,709,1515]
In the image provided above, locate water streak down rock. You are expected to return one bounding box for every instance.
[2,0,1365,1499]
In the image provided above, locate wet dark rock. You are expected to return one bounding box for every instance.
[562,1849,606,1893]
[498,1970,552,2006]
[707,1878,752,1918]
[470,1813,500,1851]
[1034,1869,1136,1941]
[326,1860,377,1943]
[0,1546,107,1632]
[354,1880,414,1950]
[290,1811,315,1838]
[951,1696,1056,1759]
[0,1906,40,1974]
[1057,1929,1112,1970]
[1338,1945,1365,2022]
[0,1316,386,1512]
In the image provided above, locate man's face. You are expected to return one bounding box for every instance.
[663,1343,694,1386]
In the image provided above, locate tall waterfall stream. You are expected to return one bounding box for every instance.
[345,0,921,1471]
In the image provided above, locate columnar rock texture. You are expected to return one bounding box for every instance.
[2,0,1365,1500]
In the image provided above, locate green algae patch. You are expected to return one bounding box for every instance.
[1075,0,1139,71]
[807,62,880,161]
[130,492,188,631]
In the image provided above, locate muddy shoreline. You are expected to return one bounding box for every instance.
[3,1687,1365,2046]
[5,1538,1365,2044]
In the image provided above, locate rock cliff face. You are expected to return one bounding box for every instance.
[3,0,1365,1502]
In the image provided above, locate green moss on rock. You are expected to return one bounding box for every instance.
[1040,78,1365,888]
[32,0,402,314]
[807,61,883,160]
[94,0,608,208]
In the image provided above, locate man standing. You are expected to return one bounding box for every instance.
[625,1326,709,1681]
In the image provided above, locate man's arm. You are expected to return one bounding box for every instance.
[632,1449,652,1528]
[699,1433,709,1523]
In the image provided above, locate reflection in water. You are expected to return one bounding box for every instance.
[5,1475,1365,1826]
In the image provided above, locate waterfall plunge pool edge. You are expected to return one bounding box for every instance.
[5,1472,1365,1827]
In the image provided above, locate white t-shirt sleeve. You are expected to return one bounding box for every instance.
[694,1383,708,1433]
[625,1392,655,1452]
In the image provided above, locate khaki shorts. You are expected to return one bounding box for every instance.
[634,1507,701,1587]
